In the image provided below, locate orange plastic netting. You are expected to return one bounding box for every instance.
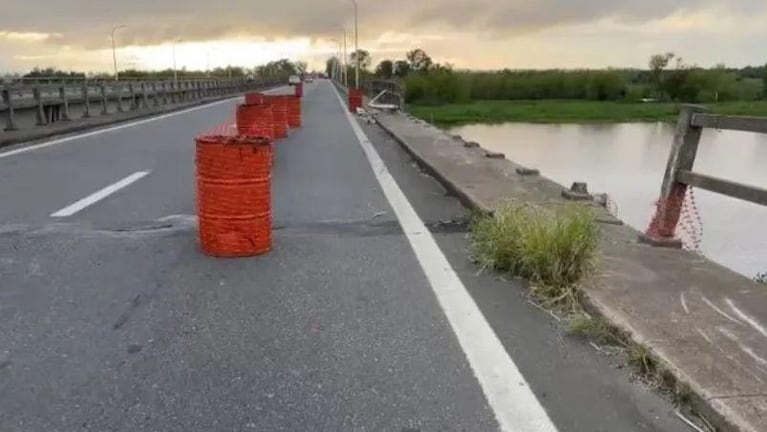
[286,95,302,128]
[348,88,363,112]
[195,134,273,257]
[236,103,274,139]
[245,92,264,105]
[262,95,289,139]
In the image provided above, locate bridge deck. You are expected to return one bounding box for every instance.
[0,81,689,432]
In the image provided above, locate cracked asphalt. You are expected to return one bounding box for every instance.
[0,80,690,432]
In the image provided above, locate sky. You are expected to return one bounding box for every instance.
[1,0,766,74]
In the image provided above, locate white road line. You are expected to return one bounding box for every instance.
[0,96,244,160]
[330,82,558,432]
[50,171,150,218]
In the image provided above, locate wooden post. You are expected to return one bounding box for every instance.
[641,104,707,246]
[59,86,70,121]
[33,86,46,125]
[81,83,91,118]
[100,84,108,115]
[2,87,18,131]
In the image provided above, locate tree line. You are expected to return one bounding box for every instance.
[16,59,307,81]
[363,49,767,105]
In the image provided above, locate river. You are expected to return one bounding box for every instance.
[449,122,767,278]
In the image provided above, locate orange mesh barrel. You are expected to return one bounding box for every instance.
[245,92,264,105]
[195,135,272,257]
[348,88,363,112]
[286,96,301,128]
[263,95,289,139]
[236,103,274,139]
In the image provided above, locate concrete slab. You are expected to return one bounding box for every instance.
[376,111,767,432]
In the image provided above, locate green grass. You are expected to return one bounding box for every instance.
[471,204,599,310]
[408,99,767,125]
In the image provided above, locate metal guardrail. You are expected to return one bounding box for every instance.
[1,78,277,132]
[643,105,767,245]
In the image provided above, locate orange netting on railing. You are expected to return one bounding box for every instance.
[646,187,703,253]
[195,128,273,257]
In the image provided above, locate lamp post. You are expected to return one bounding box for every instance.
[351,0,359,89]
[330,38,342,82]
[342,29,348,87]
[111,25,126,81]
[172,42,178,84]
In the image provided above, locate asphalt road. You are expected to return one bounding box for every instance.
[0,80,691,431]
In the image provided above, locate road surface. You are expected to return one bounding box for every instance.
[0,80,690,431]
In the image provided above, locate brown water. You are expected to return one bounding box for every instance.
[450,122,767,278]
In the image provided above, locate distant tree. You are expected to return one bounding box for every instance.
[763,63,767,99]
[350,49,371,70]
[394,60,410,78]
[294,61,308,74]
[406,48,433,72]
[649,52,675,99]
[375,59,394,78]
[325,57,342,79]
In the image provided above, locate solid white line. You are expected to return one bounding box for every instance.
[329,82,558,432]
[0,96,244,160]
[50,171,150,217]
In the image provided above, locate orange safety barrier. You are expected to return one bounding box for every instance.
[263,95,289,139]
[286,96,301,128]
[236,103,274,139]
[348,88,363,112]
[245,92,264,105]
[236,102,275,166]
[196,134,272,257]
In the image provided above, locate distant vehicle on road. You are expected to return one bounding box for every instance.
[288,75,301,85]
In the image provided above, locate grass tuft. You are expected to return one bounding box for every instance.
[471,203,599,310]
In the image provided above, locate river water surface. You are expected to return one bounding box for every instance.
[450,122,767,278]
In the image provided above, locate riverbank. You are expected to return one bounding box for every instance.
[408,99,767,125]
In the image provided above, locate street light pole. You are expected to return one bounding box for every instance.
[352,0,359,89]
[111,25,126,81]
[330,38,341,82]
[172,43,178,84]
[343,29,348,87]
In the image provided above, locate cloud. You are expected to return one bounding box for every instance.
[1,0,765,72]
[2,0,764,48]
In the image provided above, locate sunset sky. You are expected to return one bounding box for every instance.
[1,0,766,73]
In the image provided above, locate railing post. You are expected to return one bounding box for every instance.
[81,83,91,118]
[115,84,124,112]
[641,104,707,246]
[2,87,18,131]
[129,83,137,110]
[33,86,46,125]
[140,83,149,108]
[99,84,108,115]
[152,82,160,107]
[162,82,169,105]
[59,86,70,121]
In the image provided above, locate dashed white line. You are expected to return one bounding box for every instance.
[50,171,150,217]
[330,82,558,432]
